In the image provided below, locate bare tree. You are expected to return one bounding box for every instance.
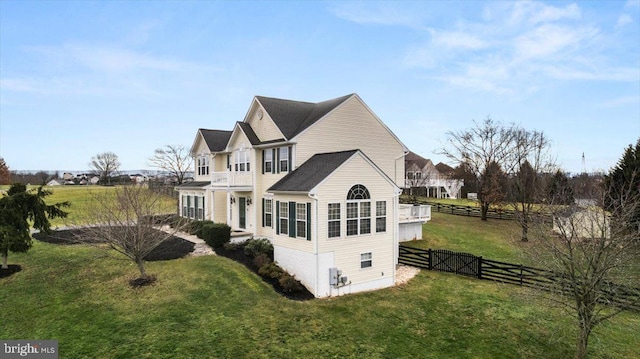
[508,130,555,241]
[148,145,193,185]
[89,152,120,185]
[76,186,187,285]
[438,118,520,220]
[529,175,640,359]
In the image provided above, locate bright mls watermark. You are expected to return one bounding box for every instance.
[1,340,58,358]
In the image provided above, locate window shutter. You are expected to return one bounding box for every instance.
[226,154,231,170]
[261,198,265,227]
[271,148,276,174]
[288,146,293,172]
[276,148,280,174]
[306,202,311,241]
[262,150,265,174]
[276,201,280,234]
[289,201,296,238]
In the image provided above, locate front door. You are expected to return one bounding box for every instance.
[239,197,246,229]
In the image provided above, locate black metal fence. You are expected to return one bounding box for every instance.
[398,245,640,312]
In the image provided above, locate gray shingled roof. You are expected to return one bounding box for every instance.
[237,122,261,145]
[175,181,210,189]
[256,94,353,140]
[199,129,232,152]
[268,150,358,192]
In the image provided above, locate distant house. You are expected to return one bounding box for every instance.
[129,174,148,184]
[404,151,463,199]
[553,206,610,239]
[47,179,64,186]
[62,173,74,181]
[175,93,430,297]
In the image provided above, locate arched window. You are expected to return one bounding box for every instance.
[347,184,370,200]
[346,185,371,236]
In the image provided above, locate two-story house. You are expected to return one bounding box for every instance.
[176,93,428,297]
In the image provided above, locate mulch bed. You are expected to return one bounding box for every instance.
[215,246,315,301]
[33,228,195,261]
[0,265,22,279]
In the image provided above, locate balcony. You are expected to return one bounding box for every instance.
[398,204,431,223]
[210,171,253,190]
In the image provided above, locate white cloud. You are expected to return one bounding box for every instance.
[507,1,581,26]
[617,14,633,27]
[430,30,488,50]
[513,24,599,60]
[625,0,640,9]
[329,2,426,29]
[599,95,640,108]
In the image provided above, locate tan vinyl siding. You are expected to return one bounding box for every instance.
[294,96,405,186]
[245,105,285,142]
[212,191,227,223]
[271,193,314,253]
[192,137,212,182]
[314,154,396,285]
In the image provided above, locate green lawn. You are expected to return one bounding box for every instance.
[1,192,638,358]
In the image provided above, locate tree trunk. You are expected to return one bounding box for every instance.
[481,202,489,221]
[521,215,529,242]
[575,322,591,359]
[135,258,148,279]
[575,302,594,359]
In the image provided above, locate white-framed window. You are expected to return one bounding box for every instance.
[235,148,250,172]
[376,201,386,233]
[197,196,205,220]
[264,198,272,227]
[279,147,289,172]
[296,203,307,238]
[188,196,195,219]
[346,184,371,236]
[198,155,209,176]
[279,202,289,235]
[361,252,372,269]
[328,203,341,238]
[263,149,273,173]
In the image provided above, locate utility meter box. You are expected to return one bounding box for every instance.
[329,268,342,286]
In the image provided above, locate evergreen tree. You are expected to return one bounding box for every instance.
[0,158,10,185]
[548,170,575,205]
[604,138,640,234]
[0,184,69,269]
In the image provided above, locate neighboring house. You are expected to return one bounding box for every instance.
[62,173,74,181]
[46,179,64,186]
[404,151,463,199]
[130,174,148,183]
[176,93,429,297]
[553,206,611,239]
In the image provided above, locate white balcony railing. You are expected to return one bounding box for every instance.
[399,204,431,222]
[210,171,253,188]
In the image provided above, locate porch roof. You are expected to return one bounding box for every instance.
[268,150,358,192]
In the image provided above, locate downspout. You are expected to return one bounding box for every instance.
[309,192,319,297]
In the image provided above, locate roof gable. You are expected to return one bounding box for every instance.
[192,129,232,154]
[255,94,353,140]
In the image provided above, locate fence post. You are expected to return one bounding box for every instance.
[477,256,483,279]
[428,248,432,270]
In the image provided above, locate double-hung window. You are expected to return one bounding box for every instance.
[346,184,371,236]
[198,156,209,176]
[328,203,341,238]
[296,203,307,239]
[263,150,273,173]
[263,199,272,227]
[361,252,372,268]
[279,147,289,172]
[376,201,386,233]
[279,202,289,235]
[235,149,250,172]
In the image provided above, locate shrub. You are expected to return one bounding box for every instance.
[279,273,304,293]
[191,220,214,238]
[223,241,243,252]
[253,253,271,269]
[258,261,284,279]
[244,238,274,259]
[200,223,231,249]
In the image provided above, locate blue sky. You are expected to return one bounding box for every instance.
[1,0,638,174]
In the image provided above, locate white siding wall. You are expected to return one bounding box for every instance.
[295,97,405,186]
[192,137,212,182]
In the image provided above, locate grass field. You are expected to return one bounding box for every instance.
[1,190,639,358]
